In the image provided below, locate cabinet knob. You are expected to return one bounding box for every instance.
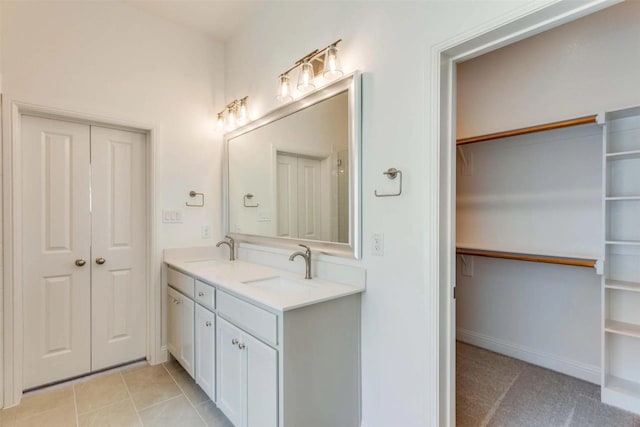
[232,338,239,346]
[96,257,106,265]
[75,259,86,267]
[206,321,212,327]
[198,292,205,297]
[238,343,245,350]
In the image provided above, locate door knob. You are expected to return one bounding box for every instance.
[75,259,86,267]
[95,257,106,265]
[232,338,239,346]
[238,343,245,350]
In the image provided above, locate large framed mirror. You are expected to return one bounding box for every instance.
[223,72,361,258]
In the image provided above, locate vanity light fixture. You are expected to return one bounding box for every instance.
[277,39,343,102]
[216,96,250,132]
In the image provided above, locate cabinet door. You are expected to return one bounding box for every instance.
[179,295,195,378]
[244,332,278,427]
[195,304,216,401]
[167,287,180,359]
[217,318,244,427]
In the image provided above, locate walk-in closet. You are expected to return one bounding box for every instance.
[454,2,640,425]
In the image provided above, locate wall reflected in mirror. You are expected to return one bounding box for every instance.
[228,91,349,244]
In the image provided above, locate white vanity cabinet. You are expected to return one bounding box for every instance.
[217,317,278,427]
[165,263,362,427]
[195,304,216,401]
[167,286,195,377]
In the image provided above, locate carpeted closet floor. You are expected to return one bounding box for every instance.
[456,341,640,427]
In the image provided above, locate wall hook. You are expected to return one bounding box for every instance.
[186,190,204,207]
[243,193,259,207]
[374,168,403,197]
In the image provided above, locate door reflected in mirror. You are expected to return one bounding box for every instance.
[225,73,361,258]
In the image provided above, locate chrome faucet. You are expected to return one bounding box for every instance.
[216,235,235,261]
[289,244,312,279]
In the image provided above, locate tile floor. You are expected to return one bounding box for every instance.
[0,360,233,427]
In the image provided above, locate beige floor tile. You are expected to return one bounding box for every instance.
[74,373,130,414]
[13,403,76,427]
[10,386,75,421]
[161,361,182,374]
[122,365,181,411]
[195,401,233,427]
[138,396,205,427]
[167,367,209,406]
[78,399,141,427]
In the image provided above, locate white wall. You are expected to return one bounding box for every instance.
[455,1,640,384]
[0,0,225,392]
[1,1,225,250]
[457,1,640,138]
[223,2,550,426]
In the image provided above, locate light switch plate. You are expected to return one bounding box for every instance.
[162,210,183,223]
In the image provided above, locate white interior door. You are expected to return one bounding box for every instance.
[22,116,92,389]
[22,118,147,388]
[91,126,147,370]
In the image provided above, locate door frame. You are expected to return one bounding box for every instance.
[429,0,621,425]
[2,101,160,407]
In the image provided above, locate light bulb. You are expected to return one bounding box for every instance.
[323,45,343,80]
[237,98,248,126]
[277,74,293,102]
[297,60,316,93]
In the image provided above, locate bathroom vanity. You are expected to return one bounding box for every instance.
[164,253,364,427]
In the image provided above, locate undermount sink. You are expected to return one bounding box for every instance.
[242,276,319,294]
[183,259,230,267]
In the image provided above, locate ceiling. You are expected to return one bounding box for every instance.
[122,1,265,41]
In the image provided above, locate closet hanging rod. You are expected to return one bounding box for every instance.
[456,114,598,146]
[456,247,597,268]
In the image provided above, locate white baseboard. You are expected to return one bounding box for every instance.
[457,328,600,385]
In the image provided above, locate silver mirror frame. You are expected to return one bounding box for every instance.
[222,71,362,259]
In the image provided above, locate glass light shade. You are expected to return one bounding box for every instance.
[226,106,236,131]
[323,45,343,80]
[277,74,293,102]
[237,98,248,126]
[216,113,225,131]
[297,60,316,93]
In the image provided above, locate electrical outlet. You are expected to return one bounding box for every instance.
[371,233,384,256]
[201,225,211,239]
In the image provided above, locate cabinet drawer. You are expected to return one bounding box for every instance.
[168,267,194,299]
[217,291,277,346]
[196,280,215,311]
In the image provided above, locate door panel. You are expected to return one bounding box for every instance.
[179,296,195,377]
[297,157,322,240]
[196,305,216,401]
[22,115,91,389]
[245,332,278,427]
[217,317,243,427]
[276,154,298,238]
[91,126,146,370]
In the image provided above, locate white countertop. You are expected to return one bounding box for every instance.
[164,254,365,313]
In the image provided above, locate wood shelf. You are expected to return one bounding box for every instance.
[456,115,598,146]
[606,150,640,161]
[606,241,640,246]
[606,280,640,292]
[455,247,597,268]
[605,320,640,339]
[606,196,640,201]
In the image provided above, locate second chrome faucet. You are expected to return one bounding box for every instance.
[289,244,312,279]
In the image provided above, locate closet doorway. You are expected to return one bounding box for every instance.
[432,0,630,425]
[21,115,147,389]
